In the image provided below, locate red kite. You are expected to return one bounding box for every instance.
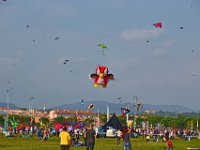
[153,22,162,28]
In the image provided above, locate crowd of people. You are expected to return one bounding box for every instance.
[2,122,200,150]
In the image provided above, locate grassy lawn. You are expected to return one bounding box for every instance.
[0,136,200,150]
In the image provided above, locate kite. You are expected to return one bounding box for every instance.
[64,59,70,64]
[180,26,184,29]
[26,25,30,29]
[121,107,130,117]
[81,99,84,105]
[115,97,122,103]
[89,65,114,88]
[97,43,108,56]
[88,104,94,110]
[145,40,150,43]
[153,22,162,28]
[55,36,60,40]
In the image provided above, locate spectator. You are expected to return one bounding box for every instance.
[59,127,71,150]
[122,127,132,150]
[166,137,173,150]
[84,124,96,150]
[116,129,122,145]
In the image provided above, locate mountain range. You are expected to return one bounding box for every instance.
[51,101,195,114]
[0,101,195,114]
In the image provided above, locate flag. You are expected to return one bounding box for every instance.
[153,22,162,28]
[54,122,63,131]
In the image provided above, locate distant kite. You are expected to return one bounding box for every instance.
[115,97,123,103]
[64,59,70,64]
[26,25,30,29]
[55,36,60,41]
[89,65,114,88]
[88,104,94,110]
[153,22,162,28]
[121,107,130,117]
[81,99,84,105]
[97,43,108,56]
[180,26,184,30]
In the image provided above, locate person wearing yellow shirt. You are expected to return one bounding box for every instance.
[59,127,71,150]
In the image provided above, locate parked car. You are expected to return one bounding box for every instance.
[106,126,116,138]
[93,126,106,138]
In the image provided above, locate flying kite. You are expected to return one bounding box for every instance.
[81,99,84,105]
[97,43,108,56]
[153,22,162,28]
[26,25,30,29]
[121,107,130,117]
[89,65,114,88]
[55,36,60,41]
[64,59,70,64]
[88,104,94,110]
[115,97,123,103]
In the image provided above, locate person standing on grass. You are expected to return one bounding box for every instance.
[116,129,122,145]
[122,127,132,150]
[59,127,71,150]
[84,124,96,150]
[166,137,173,150]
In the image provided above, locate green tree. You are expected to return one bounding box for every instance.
[117,115,126,125]
[53,116,66,124]
[66,116,77,123]
[0,115,5,126]
[39,117,50,125]
[100,114,107,124]
[84,118,94,124]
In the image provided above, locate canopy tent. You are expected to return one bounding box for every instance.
[101,113,124,131]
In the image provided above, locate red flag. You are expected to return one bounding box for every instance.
[54,122,63,131]
[153,22,162,28]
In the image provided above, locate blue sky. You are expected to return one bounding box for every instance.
[0,0,200,111]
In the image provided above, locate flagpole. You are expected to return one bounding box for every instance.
[107,105,109,122]
[97,108,100,127]
[5,81,12,133]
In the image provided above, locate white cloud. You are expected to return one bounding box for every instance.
[120,29,164,42]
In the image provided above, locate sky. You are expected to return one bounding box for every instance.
[0,0,200,111]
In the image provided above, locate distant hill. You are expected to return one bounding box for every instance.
[0,102,19,109]
[0,101,194,114]
[52,101,194,114]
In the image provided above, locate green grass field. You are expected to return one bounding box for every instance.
[0,136,199,150]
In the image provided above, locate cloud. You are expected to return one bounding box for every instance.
[152,48,169,57]
[16,50,26,59]
[120,29,164,42]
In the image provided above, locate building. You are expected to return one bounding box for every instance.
[49,109,95,121]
